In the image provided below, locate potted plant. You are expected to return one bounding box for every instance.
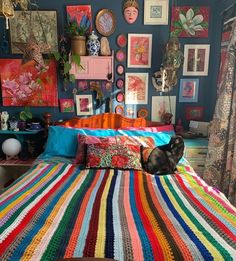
[18,106,32,130]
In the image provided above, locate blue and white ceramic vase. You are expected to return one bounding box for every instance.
[86,31,100,56]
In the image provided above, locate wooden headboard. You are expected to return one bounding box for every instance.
[57,113,149,129]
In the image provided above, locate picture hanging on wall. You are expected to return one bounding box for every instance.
[151,96,176,123]
[95,9,116,37]
[66,5,92,33]
[125,105,137,118]
[179,78,199,102]
[0,59,58,107]
[183,44,210,76]
[9,10,58,54]
[127,34,152,68]
[144,0,169,25]
[75,94,93,115]
[59,99,75,113]
[125,73,149,104]
[185,106,203,120]
[171,6,209,38]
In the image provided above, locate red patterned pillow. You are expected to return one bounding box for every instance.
[85,143,142,170]
[74,134,155,165]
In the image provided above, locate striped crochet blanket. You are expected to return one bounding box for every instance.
[0,162,235,261]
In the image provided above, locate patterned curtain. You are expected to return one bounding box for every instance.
[203,6,236,207]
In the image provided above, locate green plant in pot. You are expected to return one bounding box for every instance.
[19,106,32,130]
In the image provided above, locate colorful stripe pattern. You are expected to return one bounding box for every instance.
[0,162,235,261]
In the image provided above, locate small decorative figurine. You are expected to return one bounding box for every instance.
[123,0,139,24]
[100,37,111,56]
[86,30,101,56]
[1,111,9,130]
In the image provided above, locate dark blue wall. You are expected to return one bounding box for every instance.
[0,0,233,127]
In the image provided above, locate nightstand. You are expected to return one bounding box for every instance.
[184,138,208,177]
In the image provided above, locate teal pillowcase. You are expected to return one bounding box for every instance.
[42,126,173,159]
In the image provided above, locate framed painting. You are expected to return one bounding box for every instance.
[59,99,75,113]
[75,94,93,115]
[185,106,204,120]
[0,59,58,107]
[95,9,116,36]
[9,10,58,54]
[183,44,210,76]
[171,6,209,38]
[151,96,176,123]
[144,0,169,25]
[127,34,152,68]
[125,73,148,104]
[66,5,92,33]
[179,78,199,102]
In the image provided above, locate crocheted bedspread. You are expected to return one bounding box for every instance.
[0,162,235,261]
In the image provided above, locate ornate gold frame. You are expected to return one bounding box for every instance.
[95,9,116,36]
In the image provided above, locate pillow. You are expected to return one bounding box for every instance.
[74,134,155,164]
[119,125,175,135]
[85,143,142,170]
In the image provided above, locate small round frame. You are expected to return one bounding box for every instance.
[115,49,126,62]
[137,108,149,118]
[116,92,125,103]
[95,9,116,36]
[116,78,124,89]
[116,34,127,47]
[115,105,124,115]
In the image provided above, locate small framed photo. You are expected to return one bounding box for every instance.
[185,106,204,120]
[75,95,93,115]
[127,34,152,68]
[125,73,148,104]
[179,79,199,102]
[144,0,169,25]
[183,44,210,76]
[59,99,75,112]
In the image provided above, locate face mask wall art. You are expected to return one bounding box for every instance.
[123,0,139,24]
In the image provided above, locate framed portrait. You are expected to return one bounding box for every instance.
[125,73,148,104]
[185,106,204,120]
[59,99,75,113]
[75,95,93,115]
[144,0,169,25]
[179,79,199,102]
[95,9,116,36]
[151,96,176,123]
[9,10,58,54]
[127,34,152,68]
[183,44,210,76]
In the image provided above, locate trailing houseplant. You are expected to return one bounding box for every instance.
[18,106,33,130]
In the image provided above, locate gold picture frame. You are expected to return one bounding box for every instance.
[95,9,116,37]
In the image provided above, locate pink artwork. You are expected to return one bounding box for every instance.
[0,59,58,107]
[76,94,93,115]
[125,73,148,104]
[66,5,92,33]
[59,99,75,112]
[171,6,209,38]
[128,34,152,68]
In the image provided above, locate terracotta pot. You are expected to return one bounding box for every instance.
[71,36,86,56]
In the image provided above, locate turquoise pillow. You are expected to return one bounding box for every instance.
[42,126,173,158]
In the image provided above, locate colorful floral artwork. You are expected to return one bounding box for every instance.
[171,6,209,38]
[76,94,93,115]
[66,5,92,33]
[59,99,75,113]
[0,59,58,107]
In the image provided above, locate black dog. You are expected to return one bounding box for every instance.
[141,135,184,175]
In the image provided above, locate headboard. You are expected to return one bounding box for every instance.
[57,113,149,129]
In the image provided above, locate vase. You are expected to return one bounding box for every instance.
[71,36,86,56]
[86,31,100,56]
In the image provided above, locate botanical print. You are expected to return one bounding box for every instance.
[151,96,176,123]
[128,34,152,68]
[0,59,58,107]
[171,6,209,38]
[9,11,58,54]
[66,5,92,33]
[125,73,148,104]
[59,99,75,113]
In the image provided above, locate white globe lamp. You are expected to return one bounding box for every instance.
[2,138,22,160]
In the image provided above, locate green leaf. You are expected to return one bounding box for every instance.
[69,74,76,82]
[52,52,61,61]
[201,21,208,28]
[193,7,200,14]
[71,54,81,67]
[174,21,183,28]
[64,62,71,74]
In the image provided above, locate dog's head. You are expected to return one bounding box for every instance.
[169,135,184,162]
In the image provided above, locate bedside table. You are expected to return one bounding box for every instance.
[184,138,209,177]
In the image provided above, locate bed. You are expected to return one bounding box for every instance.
[0,113,235,261]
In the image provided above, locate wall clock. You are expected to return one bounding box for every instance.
[95,9,116,36]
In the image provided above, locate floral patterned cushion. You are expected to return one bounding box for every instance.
[85,143,142,170]
[74,134,155,165]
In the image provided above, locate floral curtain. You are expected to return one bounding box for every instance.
[203,5,236,207]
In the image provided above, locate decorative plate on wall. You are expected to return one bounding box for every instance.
[116,64,125,75]
[137,108,149,118]
[116,34,127,47]
[115,105,124,115]
[116,78,124,89]
[116,91,124,103]
[115,49,126,62]
[95,9,116,36]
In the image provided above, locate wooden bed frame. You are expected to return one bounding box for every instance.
[55,113,164,129]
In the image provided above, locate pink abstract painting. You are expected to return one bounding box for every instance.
[0,59,58,107]
[171,6,209,38]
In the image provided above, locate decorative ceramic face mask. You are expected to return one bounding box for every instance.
[124,6,138,24]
